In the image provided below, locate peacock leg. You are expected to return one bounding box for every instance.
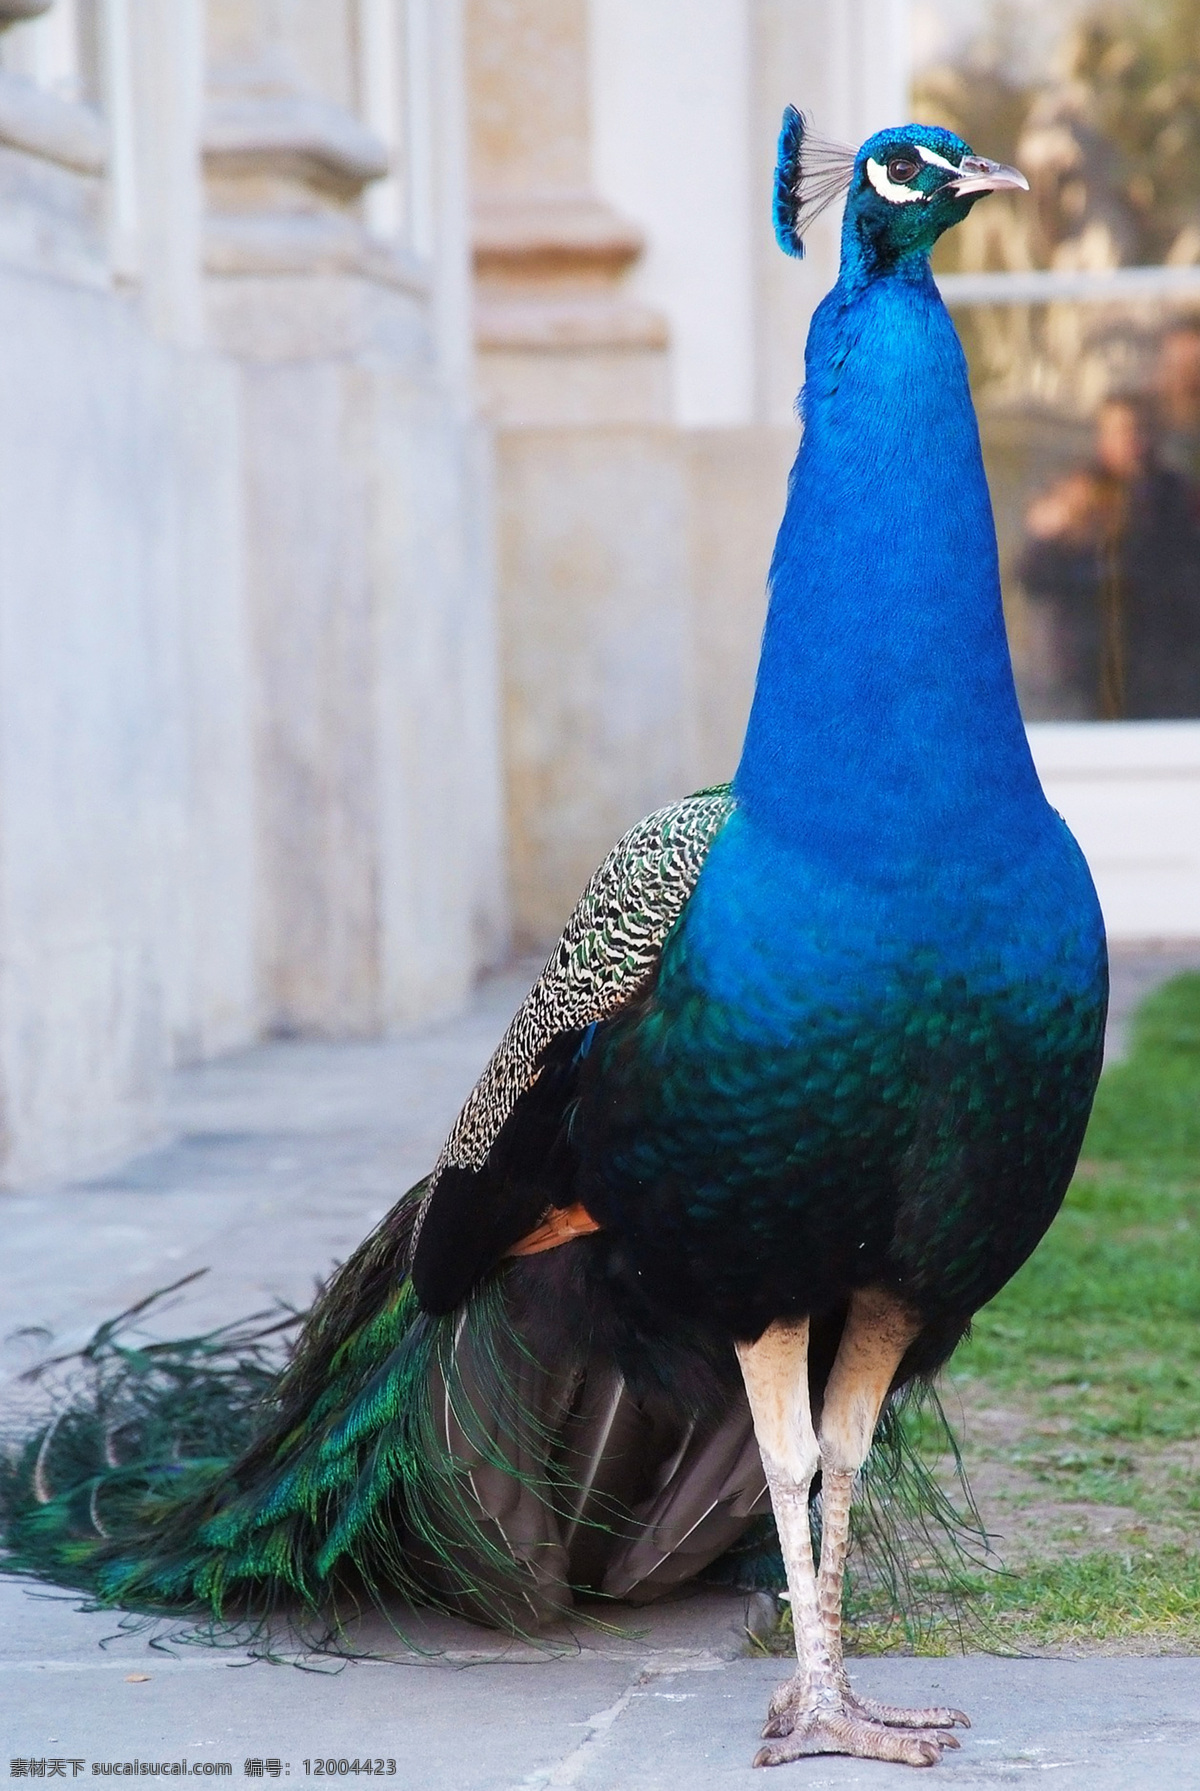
[737,1313,953,1769]
[815,1289,969,1736]
[817,1463,967,1735]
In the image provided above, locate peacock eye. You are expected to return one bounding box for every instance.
[887,156,919,184]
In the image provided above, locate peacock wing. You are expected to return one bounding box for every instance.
[410,784,735,1313]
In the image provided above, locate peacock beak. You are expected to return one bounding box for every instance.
[947,155,1029,198]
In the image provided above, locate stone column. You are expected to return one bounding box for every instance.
[203,0,504,1034]
[126,0,257,1067]
[468,0,700,946]
[468,0,668,427]
[125,0,205,343]
[0,0,252,1179]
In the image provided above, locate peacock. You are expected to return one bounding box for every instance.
[0,113,1107,1771]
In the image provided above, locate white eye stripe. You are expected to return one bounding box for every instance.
[914,142,961,174]
[865,157,926,204]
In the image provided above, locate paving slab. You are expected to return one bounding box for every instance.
[2,1576,1198,1791]
[2,951,1199,1789]
[0,968,537,1366]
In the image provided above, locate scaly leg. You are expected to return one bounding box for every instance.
[812,1291,969,1736]
[735,1321,837,1734]
[816,1465,967,1735]
[738,1298,964,1769]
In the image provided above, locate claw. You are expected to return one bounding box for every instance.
[766,1676,800,1722]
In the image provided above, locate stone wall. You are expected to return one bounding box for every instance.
[492,421,795,945]
[0,272,250,1181]
[0,0,505,1183]
[1029,725,1200,942]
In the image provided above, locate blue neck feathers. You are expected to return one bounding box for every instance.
[735,252,1043,871]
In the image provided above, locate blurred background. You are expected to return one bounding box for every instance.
[0,0,1196,1192]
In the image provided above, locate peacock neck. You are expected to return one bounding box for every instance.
[734,254,1043,874]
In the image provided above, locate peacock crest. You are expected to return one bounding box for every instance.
[773,106,856,258]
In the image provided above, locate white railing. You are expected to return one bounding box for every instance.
[937,264,1200,306]
[1028,722,1200,940]
[935,261,1200,941]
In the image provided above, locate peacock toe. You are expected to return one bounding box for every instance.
[842,1688,970,1731]
[761,1669,805,1736]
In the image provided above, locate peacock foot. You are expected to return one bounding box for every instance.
[764,1670,968,1740]
[756,1678,962,1769]
[753,1708,957,1769]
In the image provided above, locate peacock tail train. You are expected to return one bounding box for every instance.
[0,1171,983,1645]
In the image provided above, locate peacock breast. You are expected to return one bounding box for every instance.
[577,803,1107,1337]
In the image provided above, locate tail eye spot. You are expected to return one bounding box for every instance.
[887,156,919,183]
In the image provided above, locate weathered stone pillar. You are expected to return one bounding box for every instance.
[119,1,257,1070]
[204,0,505,1034]
[468,0,668,427]
[468,0,700,946]
[0,0,251,1178]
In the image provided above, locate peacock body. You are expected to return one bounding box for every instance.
[2,115,1106,1770]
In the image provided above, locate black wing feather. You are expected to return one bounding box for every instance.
[410,787,735,1315]
[412,1027,590,1313]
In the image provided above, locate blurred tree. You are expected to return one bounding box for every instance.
[1066,3,1200,263]
[916,0,1200,269]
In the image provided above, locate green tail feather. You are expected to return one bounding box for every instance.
[0,1184,572,1637]
[2,1181,990,1645]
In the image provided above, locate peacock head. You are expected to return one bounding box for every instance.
[774,110,1028,274]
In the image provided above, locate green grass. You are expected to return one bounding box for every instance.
[838,1549,1200,1657]
[936,971,1200,1651]
[971,1548,1200,1649]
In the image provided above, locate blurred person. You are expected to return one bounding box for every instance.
[1156,317,1200,483]
[1016,391,1200,717]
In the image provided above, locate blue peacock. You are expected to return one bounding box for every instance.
[0,113,1106,1770]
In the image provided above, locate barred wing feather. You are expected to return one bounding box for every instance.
[410,785,734,1311]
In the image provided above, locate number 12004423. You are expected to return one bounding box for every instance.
[302,1763,397,1776]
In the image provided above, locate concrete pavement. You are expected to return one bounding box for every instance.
[2,946,1199,1788]
[2,1580,1198,1789]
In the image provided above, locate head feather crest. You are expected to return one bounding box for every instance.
[773,106,857,259]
